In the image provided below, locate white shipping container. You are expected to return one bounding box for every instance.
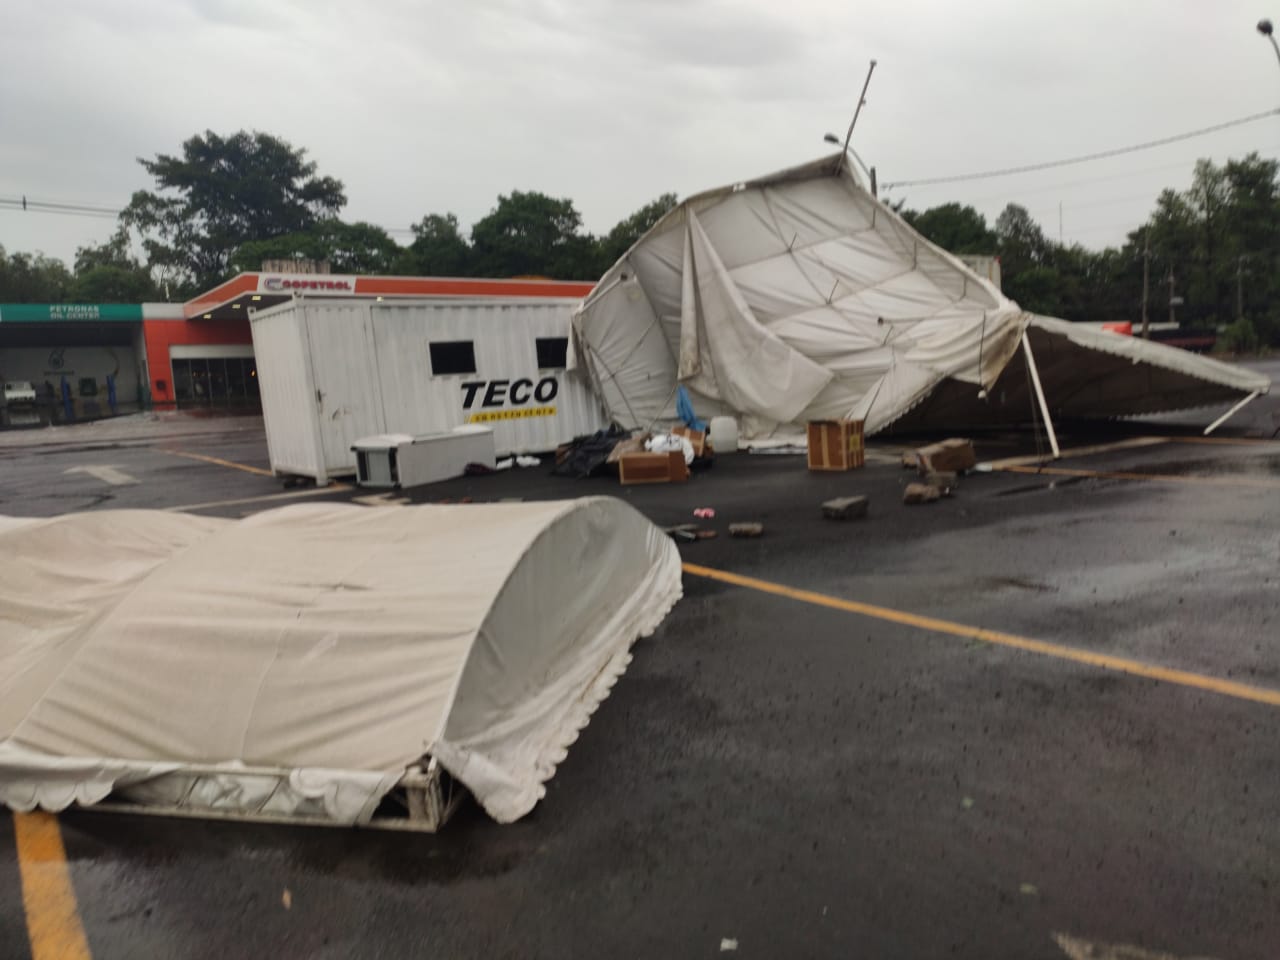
[250,297,607,484]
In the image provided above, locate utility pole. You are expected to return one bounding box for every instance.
[1058,202,1063,246]
[1140,237,1150,338]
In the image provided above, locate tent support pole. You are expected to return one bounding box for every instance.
[1021,332,1060,459]
[1203,391,1260,436]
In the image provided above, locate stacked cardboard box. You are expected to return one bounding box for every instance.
[806,420,865,471]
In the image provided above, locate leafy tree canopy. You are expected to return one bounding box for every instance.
[121,130,346,293]
[470,190,596,280]
[231,219,399,275]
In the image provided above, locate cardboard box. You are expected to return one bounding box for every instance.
[806,420,865,471]
[671,426,709,458]
[618,450,690,484]
[606,434,649,465]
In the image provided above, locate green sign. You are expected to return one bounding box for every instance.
[0,304,144,322]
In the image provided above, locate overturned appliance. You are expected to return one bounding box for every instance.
[0,499,681,829]
[570,155,1269,453]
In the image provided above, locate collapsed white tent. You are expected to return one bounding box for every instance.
[570,155,1269,441]
[0,499,681,827]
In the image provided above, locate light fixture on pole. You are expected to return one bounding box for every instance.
[1260,19,1280,69]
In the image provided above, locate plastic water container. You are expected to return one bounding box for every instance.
[708,416,738,453]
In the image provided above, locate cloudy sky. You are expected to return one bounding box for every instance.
[2,0,1278,273]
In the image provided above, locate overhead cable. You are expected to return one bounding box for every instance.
[882,107,1280,189]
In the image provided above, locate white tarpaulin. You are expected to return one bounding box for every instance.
[0,499,682,825]
[571,155,1269,439]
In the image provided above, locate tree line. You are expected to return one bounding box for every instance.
[899,153,1280,351]
[2,129,1277,349]
[0,130,677,305]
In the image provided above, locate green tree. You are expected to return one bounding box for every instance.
[901,202,996,255]
[70,228,160,301]
[470,191,597,279]
[0,246,74,302]
[120,130,346,292]
[598,192,678,266]
[393,213,474,276]
[231,219,400,275]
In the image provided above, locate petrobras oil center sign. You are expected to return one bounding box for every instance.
[258,275,358,294]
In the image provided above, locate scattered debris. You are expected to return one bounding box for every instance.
[822,495,869,520]
[663,523,720,543]
[515,455,541,468]
[915,438,977,474]
[671,425,709,459]
[552,425,630,478]
[606,434,648,465]
[282,889,292,910]
[960,796,974,810]
[901,450,920,470]
[645,432,696,465]
[903,482,942,505]
[729,522,764,537]
[693,507,716,519]
[1018,883,1039,897]
[923,470,958,494]
[720,938,739,952]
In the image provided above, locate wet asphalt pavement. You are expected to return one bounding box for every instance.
[2,363,1279,959]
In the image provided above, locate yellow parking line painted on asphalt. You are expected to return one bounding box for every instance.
[163,484,351,513]
[998,464,1280,490]
[681,562,1280,710]
[13,812,92,960]
[163,449,274,477]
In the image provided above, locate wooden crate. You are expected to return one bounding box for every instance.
[807,419,865,471]
[618,450,690,484]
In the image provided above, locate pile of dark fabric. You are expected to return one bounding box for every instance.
[553,425,630,479]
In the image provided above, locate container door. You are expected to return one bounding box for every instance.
[302,304,385,477]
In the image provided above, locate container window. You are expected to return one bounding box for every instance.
[535,337,568,369]
[429,340,477,375]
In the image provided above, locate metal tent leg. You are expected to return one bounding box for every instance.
[1203,391,1261,436]
[1021,332,1060,460]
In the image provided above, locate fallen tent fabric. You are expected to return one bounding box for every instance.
[0,499,682,825]
[570,155,1269,441]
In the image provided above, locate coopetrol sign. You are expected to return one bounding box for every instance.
[461,377,559,423]
[260,276,355,293]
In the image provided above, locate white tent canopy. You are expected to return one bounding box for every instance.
[0,500,682,826]
[570,155,1269,440]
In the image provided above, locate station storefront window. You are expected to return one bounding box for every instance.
[171,357,260,406]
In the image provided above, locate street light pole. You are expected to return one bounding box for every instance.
[1260,19,1280,70]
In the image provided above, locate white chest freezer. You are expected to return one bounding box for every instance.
[353,426,496,489]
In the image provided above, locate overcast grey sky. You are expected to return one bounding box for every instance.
[3,0,1278,275]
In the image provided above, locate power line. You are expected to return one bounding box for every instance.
[881,107,1280,189]
[0,195,420,236]
[0,197,120,219]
